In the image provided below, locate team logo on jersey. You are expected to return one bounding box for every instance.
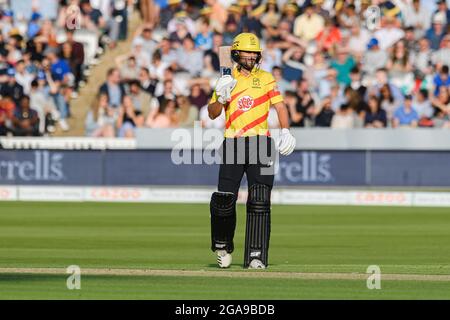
[237,95,254,112]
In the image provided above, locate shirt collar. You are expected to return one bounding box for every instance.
[233,66,259,77]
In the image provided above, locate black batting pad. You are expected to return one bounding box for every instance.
[210,192,237,253]
[244,184,271,268]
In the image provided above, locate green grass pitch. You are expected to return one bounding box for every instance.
[0,201,450,299]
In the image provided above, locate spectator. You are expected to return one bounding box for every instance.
[189,83,210,110]
[432,34,450,69]
[412,38,433,75]
[30,79,57,134]
[128,80,151,114]
[99,68,126,108]
[85,93,116,137]
[316,18,341,54]
[195,17,213,51]
[414,89,434,127]
[314,97,335,127]
[362,38,389,78]
[281,46,305,83]
[374,16,405,50]
[331,103,356,129]
[330,48,356,86]
[379,83,401,126]
[284,90,304,127]
[176,95,198,127]
[145,98,178,128]
[176,36,204,77]
[386,40,414,91]
[403,0,432,37]
[393,95,419,128]
[431,86,450,128]
[11,95,39,136]
[293,3,324,42]
[426,12,447,50]
[117,55,140,82]
[63,29,85,91]
[433,65,450,97]
[15,59,34,95]
[138,67,158,97]
[365,95,387,128]
[133,26,158,57]
[1,68,24,105]
[117,95,145,137]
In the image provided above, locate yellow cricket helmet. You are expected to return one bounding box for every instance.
[231,33,262,53]
[231,33,262,66]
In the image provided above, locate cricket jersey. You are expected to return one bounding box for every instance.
[209,67,283,138]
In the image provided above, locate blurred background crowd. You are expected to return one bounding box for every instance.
[0,0,449,138]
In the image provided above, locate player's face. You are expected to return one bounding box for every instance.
[239,51,258,71]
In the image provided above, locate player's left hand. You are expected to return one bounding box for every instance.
[278,128,296,156]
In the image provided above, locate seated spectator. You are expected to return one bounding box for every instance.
[117,56,141,82]
[364,96,387,128]
[393,95,419,128]
[85,93,116,137]
[281,46,305,82]
[362,38,388,79]
[272,66,294,96]
[14,59,34,95]
[413,89,434,127]
[378,83,401,126]
[11,95,39,136]
[189,83,210,110]
[314,97,335,127]
[386,40,414,90]
[176,95,198,127]
[0,106,6,135]
[194,17,213,51]
[117,95,145,137]
[425,13,446,51]
[128,80,151,114]
[316,18,341,54]
[133,26,158,57]
[1,68,24,105]
[433,65,450,97]
[175,36,204,77]
[30,79,58,134]
[431,86,450,128]
[99,68,126,108]
[374,16,405,50]
[330,48,356,86]
[139,67,158,97]
[432,34,450,69]
[284,90,304,127]
[331,103,356,129]
[145,98,178,128]
[293,3,324,42]
[63,29,85,91]
[348,22,370,56]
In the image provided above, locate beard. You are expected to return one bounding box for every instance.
[239,56,257,71]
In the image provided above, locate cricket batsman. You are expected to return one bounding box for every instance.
[208,33,296,269]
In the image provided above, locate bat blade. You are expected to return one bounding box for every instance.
[219,46,233,76]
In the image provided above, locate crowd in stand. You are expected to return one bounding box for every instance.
[88,0,450,138]
[0,0,133,136]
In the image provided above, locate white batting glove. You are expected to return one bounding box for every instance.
[278,128,296,156]
[215,75,237,104]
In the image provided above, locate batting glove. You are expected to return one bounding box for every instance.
[215,75,237,104]
[278,128,296,156]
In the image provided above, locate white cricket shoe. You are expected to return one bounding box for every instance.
[248,259,266,269]
[216,250,232,268]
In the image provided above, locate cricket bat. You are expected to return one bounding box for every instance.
[219,46,233,76]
